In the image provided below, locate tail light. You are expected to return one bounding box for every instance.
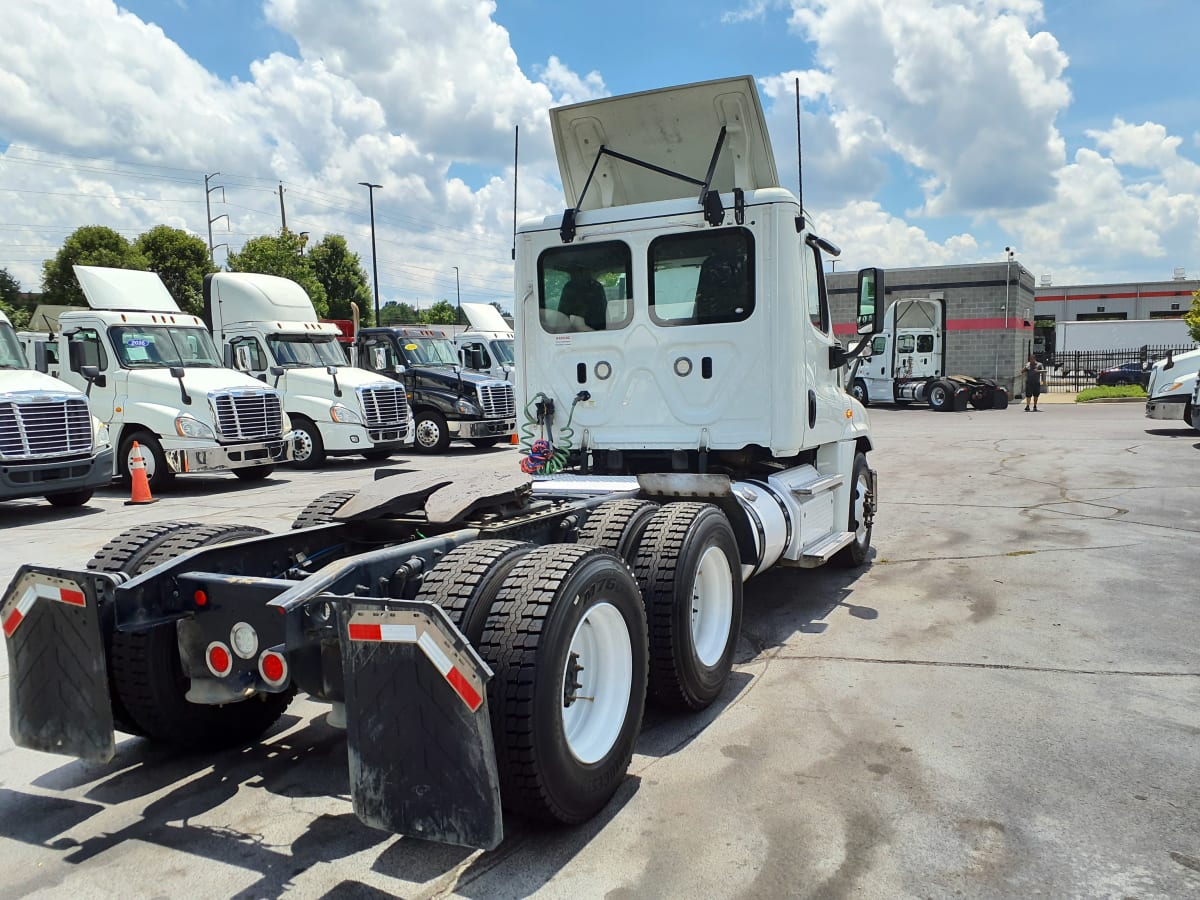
[206,642,233,678]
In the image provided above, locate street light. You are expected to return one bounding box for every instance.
[358,181,382,323]
[452,265,461,322]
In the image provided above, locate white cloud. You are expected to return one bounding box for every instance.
[810,200,979,269]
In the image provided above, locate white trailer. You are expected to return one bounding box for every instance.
[1056,318,1194,353]
[203,272,413,467]
[851,297,1009,411]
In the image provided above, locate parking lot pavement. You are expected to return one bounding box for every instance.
[1,406,1197,899]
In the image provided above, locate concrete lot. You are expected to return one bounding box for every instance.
[1,405,1197,899]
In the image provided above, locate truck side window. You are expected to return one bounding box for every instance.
[916,334,934,353]
[229,336,266,371]
[460,341,491,371]
[538,241,633,334]
[871,335,887,355]
[897,335,915,353]
[363,340,395,372]
[67,328,108,371]
[650,228,754,327]
[802,244,828,332]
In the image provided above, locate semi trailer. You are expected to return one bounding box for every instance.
[850,296,1009,411]
[2,76,883,850]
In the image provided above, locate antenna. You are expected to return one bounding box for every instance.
[511,125,519,261]
[795,77,804,230]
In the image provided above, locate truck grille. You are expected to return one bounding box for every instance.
[358,385,409,428]
[211,390,283,441]
[477,383,515,419]
[0,395,92,460]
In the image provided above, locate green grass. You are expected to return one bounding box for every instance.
[1075,385,1147,402]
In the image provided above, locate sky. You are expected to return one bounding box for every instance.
[1,0,1198,313]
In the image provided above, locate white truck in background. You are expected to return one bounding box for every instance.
[1,310,114,507]
[202,273,413,468]
[47,266,293,489]
[454,302,515,382]
[850,297,1009,411]
[1145,345,1200,432]
[1056,317,1193,353]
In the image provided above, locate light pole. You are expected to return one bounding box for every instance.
[452,265,461,322]
[359,181,382,324]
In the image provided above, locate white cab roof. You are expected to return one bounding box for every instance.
[461,303,512,335]
[209,272,318,325]
[74,265,181,312]
[550,75,779,211]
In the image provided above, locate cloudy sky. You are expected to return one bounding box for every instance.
[2,0,1198,311]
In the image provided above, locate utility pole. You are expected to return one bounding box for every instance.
[205,172,228,260]
[453,265,461,322]
[359,182,382,324]
[278,182,288,232]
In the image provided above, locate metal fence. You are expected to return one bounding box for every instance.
[1039,344,1196,392]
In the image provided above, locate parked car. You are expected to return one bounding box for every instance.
[1095,362,1150,388]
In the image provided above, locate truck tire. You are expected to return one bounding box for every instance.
[413,410,452,454]
[360,448,394,461]
[108,523,294,748]
[927,381,953,412]
[46,488,94,507]
[633,503,742,711]
[233,465,275,481]
[851,379,870,406]
[414,540,534,642]
[291,489,359,529]
[119,430,174,490]
[87,521,208,736]
[290,417,326,468]
[833,453,873,568]
[575,499,660,567]
[477,544,648,825]
[969,384,995,410]
[468,437,502,448]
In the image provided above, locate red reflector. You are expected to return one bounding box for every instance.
[446,666,483,712]
[348,623,382,641]
[59,588,86,607]
[261,652,286,683]
[3,610,24,638]
[208,644,231,676]
[194,590,207,607]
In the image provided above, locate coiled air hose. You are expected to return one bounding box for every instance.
[519,391,585,475]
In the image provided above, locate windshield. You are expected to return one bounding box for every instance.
[491,338,514,365]
[400,337,459,366]
[0,323,28,369]
[267,334,347,368]
[109,325,222,368]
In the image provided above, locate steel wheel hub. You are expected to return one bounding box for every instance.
[691,546,734,667]
[561,601,633,765]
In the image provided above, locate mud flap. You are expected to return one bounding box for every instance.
[337,599,503,850]
[3,567,117,762]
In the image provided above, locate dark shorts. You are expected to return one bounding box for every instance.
[1025,378,1041,397]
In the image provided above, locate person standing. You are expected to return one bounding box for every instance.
[1023,354,1043,411]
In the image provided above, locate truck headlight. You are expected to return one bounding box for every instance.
[330,404,363,425]
[92,417,111,450]
[455,398,481,416]
[175,414,215,439]
[281,411,293,432]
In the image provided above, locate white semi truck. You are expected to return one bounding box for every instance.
[1145,345,1200,432]
[0,310,114,507]
[202,272,413,467]
[47,266,294,489]
[0,76,883,850]
[455,302,515,382]
[850,296,1009,411]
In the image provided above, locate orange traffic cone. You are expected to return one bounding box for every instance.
[510,432,520,446]
[126,441,157,505]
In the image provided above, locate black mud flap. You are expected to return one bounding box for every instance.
[337,598,503,850]
[992,386,1010,409]
[3,567,117,762]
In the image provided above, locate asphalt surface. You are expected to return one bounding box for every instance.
[1,405,1197,899]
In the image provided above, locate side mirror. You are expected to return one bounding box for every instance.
[79,364,105,388]
[68,340,84,371]
[371,347,389,371]
[169,365,185,379]
[234,345,253,372]
[856,267,884,335]
[1163,349,1174,371]
[33,343,51,373]
[326,365,338,376]
[270,366,285,377]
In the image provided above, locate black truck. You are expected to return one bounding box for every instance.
[355,326,516,452]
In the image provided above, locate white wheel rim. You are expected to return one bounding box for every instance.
[561,601,633,765]
[852,472,869,545]
[128,444,155,479]
[417,419,440,448]
[691,545,734,667]
[293,429,313,462]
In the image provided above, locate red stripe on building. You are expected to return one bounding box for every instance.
[348,623,382,642]
[446,666,483,711]
[833,317,1031,336]
[59,588,85,607]
[1037,290,1194,302]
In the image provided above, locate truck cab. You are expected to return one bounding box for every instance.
[454,303,515,382]
[1,310,114,507]
[855,297,944,405]
[52,266,293,489]
[204,273,413,468]
[1145,346,1200,431]
[355,326,516,452]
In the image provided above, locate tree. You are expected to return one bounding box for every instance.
[41,226,147,305]
[226,231,328,316]
[0,267,30,329]
[419,299,459,325]
[379,301,419,325]
[308,234,374,326]
[135,226,216,317]
[1185,289,1200,343]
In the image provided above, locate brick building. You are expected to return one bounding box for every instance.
[827,261,1036,398]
